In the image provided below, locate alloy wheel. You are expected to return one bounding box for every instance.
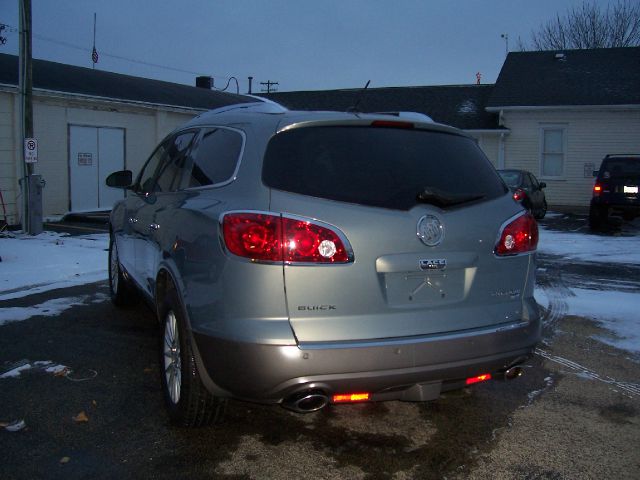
[109,240,119,294]
[163,311,182,404]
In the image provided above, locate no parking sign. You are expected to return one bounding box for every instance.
[25,138,38,163]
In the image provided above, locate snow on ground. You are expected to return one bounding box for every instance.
[537,224,640,265]
[536,224,640,355]
[0,231,108,301]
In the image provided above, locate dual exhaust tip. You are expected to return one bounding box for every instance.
[282,390,329,413]
[282,366,524,413]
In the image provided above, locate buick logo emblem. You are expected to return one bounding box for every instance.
[417,215,444,247]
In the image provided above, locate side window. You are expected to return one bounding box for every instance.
[137,142,169,194]
[155,132,196,192]
[137,132,195,195]
[540,126,566,178]
[181,127,244,189]
[522,174,533,189]
[529,173,540,189]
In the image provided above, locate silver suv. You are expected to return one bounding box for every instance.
[106,102,540,427]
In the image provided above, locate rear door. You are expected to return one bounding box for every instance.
[601,158,640,203]
[264,123,530,343]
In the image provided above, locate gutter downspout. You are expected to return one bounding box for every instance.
[497,110,506,169]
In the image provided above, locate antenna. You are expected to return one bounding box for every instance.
[500,33,509,58]
[347,80,371,113]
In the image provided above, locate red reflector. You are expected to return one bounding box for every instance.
[222,212,352,263]
[371,120,414,129]
[512,188,525,202]
[466,374,492,386]
[332,393,370,403]
[495,212,538,256]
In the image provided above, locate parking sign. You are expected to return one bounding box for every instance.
[25,138,38,163]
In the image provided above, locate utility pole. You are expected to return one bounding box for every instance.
[19,0,41,234]
[260,80,279,93]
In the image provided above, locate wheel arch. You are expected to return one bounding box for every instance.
[155,266,231,398]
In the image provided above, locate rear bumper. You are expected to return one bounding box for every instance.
[591,197,640,216]
[192,311,541,404]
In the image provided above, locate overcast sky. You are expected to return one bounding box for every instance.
[1,0,591,93]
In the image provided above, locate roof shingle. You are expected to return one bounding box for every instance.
[487,47,640,108]
[261,85,500,130]
[0,53,254,110]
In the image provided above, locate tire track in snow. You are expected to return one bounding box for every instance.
[535,256,640,399]
[536,260,573,333]
[536,348,640,398]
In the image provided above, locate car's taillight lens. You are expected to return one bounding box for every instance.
[222,213,283,261]
[593,184,602,197]
[495,212,538,256]
[512,188,525,202]
[222,212,352,263]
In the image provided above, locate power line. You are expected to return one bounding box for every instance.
[0,22,236,81]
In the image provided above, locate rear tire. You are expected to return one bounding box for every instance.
[535,200,547,220]
[160,289,226,427]
[589,205,607,230]
[108,234,137,306]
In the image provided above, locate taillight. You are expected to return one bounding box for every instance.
[593,184,602,197]
[222,212,283,262]
[495,212,538,256]
[222,212,353,263]
[512,188,526,202]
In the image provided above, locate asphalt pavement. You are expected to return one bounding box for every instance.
[1,213,639,479]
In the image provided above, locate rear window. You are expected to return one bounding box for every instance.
[498,171,522,188]
[601,158,640,178]
[262,126,506,210]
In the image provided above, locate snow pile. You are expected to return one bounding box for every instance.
[0,232,108,301]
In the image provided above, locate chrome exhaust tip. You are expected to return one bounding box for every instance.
[282,391,329,413]
[504,366,524,381]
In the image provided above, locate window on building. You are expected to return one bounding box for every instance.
[540,126,566,178]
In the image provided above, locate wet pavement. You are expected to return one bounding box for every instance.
[1,213,639,479]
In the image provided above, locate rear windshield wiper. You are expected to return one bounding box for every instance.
[416,188,485,208]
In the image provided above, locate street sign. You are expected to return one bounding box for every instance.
[25,138,38,163]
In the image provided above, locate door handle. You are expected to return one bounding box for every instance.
[149,223,160,231]
[128,217,138,224]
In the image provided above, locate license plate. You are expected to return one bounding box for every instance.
[624,185,638,194]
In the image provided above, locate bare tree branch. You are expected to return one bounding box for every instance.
[527,0,640,50]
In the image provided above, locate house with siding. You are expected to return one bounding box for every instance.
[487,47,640,208]
[0,53,252,226]
[264,46,640,209]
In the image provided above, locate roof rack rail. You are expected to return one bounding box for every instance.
[205,101,288,116]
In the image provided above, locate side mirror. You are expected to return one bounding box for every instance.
[539,182,546,189]
[106,170,133,189]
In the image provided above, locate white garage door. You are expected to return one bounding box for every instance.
[69,126,125,212]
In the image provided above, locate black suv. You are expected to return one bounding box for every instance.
[589,154,640,229]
